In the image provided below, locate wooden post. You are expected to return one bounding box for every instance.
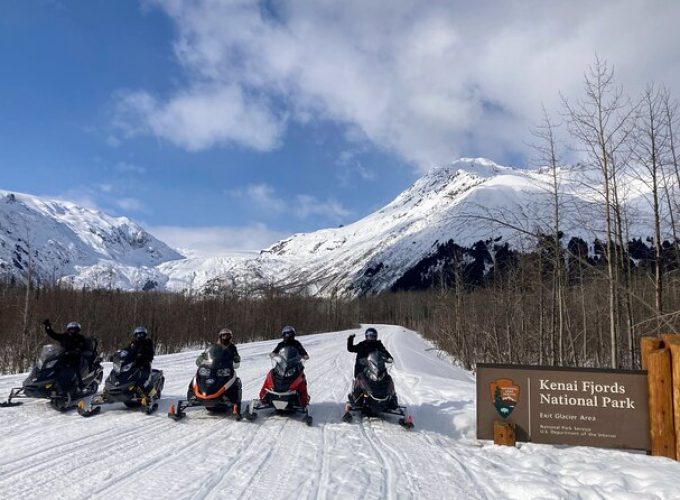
[493,421,516,446]
[661,333,680,346]
[647,347,676,459]
[641,336,663,370]
[665,338,680,461]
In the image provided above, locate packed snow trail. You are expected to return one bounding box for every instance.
[1,326,679,500]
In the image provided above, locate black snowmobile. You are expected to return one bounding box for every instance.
[168,344,242,420]
[245,346,312,425]
[77,348,165,417]
[342,351,413,428]
[1,341,103,411]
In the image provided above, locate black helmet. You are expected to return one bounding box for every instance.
[66,321,81,334]
[133,326,148,340]
[365,327,378,340]
[218,328,233,343]
[281,325,296,340]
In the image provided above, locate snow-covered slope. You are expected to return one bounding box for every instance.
[186,157,667,296]
[0,326,677,499]
[1,157,669,295]
[0,190,183,289]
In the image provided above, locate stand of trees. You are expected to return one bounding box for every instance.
[0,285,355,374]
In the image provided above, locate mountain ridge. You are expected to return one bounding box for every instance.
[0,157,670,295]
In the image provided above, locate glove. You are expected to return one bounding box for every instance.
[42,319,51,328]
[303,354,309,361]
[348,334,355,339]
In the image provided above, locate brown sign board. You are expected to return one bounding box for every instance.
[477,364,650,451]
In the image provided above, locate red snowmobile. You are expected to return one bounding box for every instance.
[245,346,312,425]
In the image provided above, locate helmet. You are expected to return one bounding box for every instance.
[365,327,378,340]
[133,326,148,340]
[281,325,296,340]
[218,328,233,343]
[66,321,81,333]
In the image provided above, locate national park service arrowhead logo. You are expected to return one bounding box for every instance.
[490,378,520,419]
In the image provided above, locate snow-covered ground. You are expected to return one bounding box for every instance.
[0,326,678,499]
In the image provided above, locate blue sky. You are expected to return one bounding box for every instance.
[2,1,679,256]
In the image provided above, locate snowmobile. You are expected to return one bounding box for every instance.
[77,348,165,417]
[245,346,312,425]
[342,351,413,429]
[168,344,242,420]
[1,341,103,411]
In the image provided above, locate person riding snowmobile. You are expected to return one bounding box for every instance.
[271,325,309,360]
[245,327,311,424]
[199,327,241,366]
[126,326,155,392]
[43,319,90,389]
[127,326,155,371]
[343,327,412,427]
[347,327,393,376]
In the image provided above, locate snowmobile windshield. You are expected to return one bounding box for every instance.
[199,345,234,370]
[365,351,387,382]
[272,346,302,378]
[36,344,64,370]
[112,349,136,374]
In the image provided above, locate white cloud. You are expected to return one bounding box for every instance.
[336,150,376,185]
[52,190,103,212]
[293,195,350,220]
[242,183,285,213]
[230,183,351,222]
[115,85,285,152]
[115,161,147,175]
[147,223,288,257]
[120,1,680,169]
[105,135,122,147]
[115,198,145,212]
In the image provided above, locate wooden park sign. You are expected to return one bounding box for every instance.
[477,364,650,451]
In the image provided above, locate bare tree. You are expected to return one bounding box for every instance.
[562,56,636,368]
[529,106,568,364]
[631,83,669,318]
[661,88,680,273]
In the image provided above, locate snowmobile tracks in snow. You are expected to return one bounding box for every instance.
[2,328,679,499]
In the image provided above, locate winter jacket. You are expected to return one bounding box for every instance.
[272,339,308,358]
[44,324,88,367]
[220,342,241,364]
[128,337,155,368]
[347,336,393,376]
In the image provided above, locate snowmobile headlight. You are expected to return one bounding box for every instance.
[285,368,296,377]
[121,363,134,373]
[216,368,231,377]
[198,367,211,377]
[367,371,384,382]
[206,378,215,386]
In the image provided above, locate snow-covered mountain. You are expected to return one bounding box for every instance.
[1,326,677,498]
[170,157,667,296]
[0,190,183,289]
[0,158,669,295]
